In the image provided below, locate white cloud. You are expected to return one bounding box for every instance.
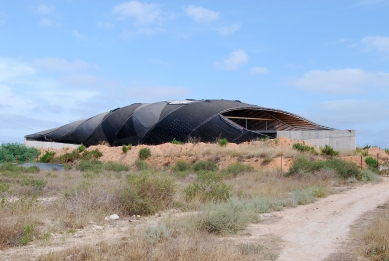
[0,59,35,81]
[308,100,389,126]
[288,68,389,94]
[215,50,249,70]
[72,30,86,40]
[183,5,219,22]
[113,1,161,26]
[249,66,269,75]
[362,36,389,54]
[217,24,240,36]
[39,18,53,26]
[0,12,6,25]
[36,4,55,15]
[34,58,95,72]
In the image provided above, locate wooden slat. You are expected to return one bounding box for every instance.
[225,116,275,121]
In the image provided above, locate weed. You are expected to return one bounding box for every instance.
[19,224,35,245]
[361,169,382,182]
[144,217,175,243]
[77,144,86,152]
[320,145,339,156]
[171,160,191,172]
[0,182,10,193]
[365,156,378,168]
[224,162,254,177]
[385,148,389,155]
[63,163,72,171]
[39,151,55,163]
[81,149,103,160]
[362,150,369,157]
[122,145,128,153]
[120,172,176,215]
[76,159,103,172]
[135,160,148,170]
[218,138,228,147]
[194,197,259,235]
[363,145,371,150]
[311,185,328,198]
[261,155,273,166]
[274,138,279,145]
[184,172,230,203]
[21,178,47,190]
[139,148,151,160]
[292,143,318,155]
[193,160,218,172]
[172,138,184,145]
[292,188,316,205]
[104,161,129,172]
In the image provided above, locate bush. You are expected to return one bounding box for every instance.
[21,178,47,190]
[172,160,191,172]
[76,160,103,172]
[225,162,254,177]
[104,161,129,172]
[385,148,389,155]
[361,169,382,182]
[122,145,128,153]
[320,145,339,156]
[172,138,184,145]
[0,163,40,174]
[184,172,230,203]
[292,188,316,205]
[218,138,228,147]
[193,160,218,172]
[81,149,103,160]
[135,160,148,170]
[120,172,176,215]
[39,151,55,163]
[139,148,151,160]
[365,156,378,168]
[53,149,80,163]
[287,155,361,180]
[77,144,86,152]
[0,143,40,163]
[292,143,318,155]
[195,197,259,235]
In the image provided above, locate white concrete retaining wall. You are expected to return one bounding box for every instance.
[24,139,81,150]
[277,130,356,152]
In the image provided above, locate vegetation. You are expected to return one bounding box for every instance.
[171,138,184,145]
[39,151,55,163]
[365,156,378,169]
[0,143,40,163]
[192,160,218,172]
[120,172,176,215]
[218,138,228,147]
[122,145,128,153]
[171,160,191,172]
[224,162,254,177]
[320,145,339,156]
[292,143,318,155]
[287,155,361,180]
[139,148,151,160]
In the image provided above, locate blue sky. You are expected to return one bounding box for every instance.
[0,0,388,148]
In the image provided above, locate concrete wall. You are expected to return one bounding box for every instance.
[24,139,81,150]
[277,130,356,151]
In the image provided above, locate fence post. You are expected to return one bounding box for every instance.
[6,156,8,162]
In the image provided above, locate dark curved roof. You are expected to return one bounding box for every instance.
[25,99,332,146]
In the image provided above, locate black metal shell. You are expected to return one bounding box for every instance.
[25,99,331,146]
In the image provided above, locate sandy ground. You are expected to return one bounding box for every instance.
[240,177,389,261]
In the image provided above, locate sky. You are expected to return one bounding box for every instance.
[0,0,388,148]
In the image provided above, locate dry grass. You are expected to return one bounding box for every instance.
[361,204,389,260]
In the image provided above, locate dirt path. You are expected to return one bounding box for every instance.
[242,178,389,260]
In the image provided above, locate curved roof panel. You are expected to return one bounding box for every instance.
[25,99,332,146]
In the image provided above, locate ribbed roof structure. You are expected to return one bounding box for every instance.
[25,99,331,146]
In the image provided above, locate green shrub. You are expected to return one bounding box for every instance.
[218,138,228,147]
[172,160,191,172]
[225,162,254,177]
[76,160,103,172]
[39,151,55,163]
[320,145,339,156]
[292,143,318,155]
[292,188,316,205]
[195,197,258,235]
[361,169,382,182]
[0,143,40,163]
[287,155,361,180]
[193,160,218,172]
[0,163,40,174]
[363,145,371,150]
[21,178,46,190]
[362,150,369,157]
[120,172,176,215]
[104,161,129,172]
[365,156,378,168]
[172,138,184,145]
[135,160,148,170]
[19,224,35,246]
[53,149,80,163]
[63,163,72,171]
[184,172,230,203]
[81,149,103,160]
[77,144,86,152]
[122,145,128,153]
[139,148,151,160]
